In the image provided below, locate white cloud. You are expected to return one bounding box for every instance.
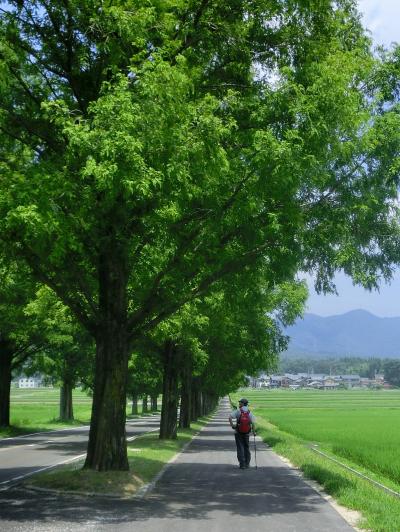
[357,0,400,47]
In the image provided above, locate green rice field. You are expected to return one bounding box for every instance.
[1,387,156,436]
[236,389,400,487]
[9,387,93,429]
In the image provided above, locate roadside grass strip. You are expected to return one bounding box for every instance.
[23,417,211,498]
[232,389,400,532]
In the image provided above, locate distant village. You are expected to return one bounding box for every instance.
[249,373,389,390]
[15,373,391,390]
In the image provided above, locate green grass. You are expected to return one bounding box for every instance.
[232,388,400,532]
[25,418,210,497]
[0,388,160,438]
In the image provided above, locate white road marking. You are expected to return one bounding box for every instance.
[0,425,91,442]
[0,425,160,491]
[127,427,159,441]
[0,414,160,445]
[0,453,87,489]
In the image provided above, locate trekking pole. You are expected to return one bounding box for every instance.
[253,431,257,470]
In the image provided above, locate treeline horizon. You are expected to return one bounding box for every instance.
[279,357,400,385]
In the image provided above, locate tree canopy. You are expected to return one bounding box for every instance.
[1,1,400,470]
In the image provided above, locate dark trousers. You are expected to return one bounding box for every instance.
[235,431,251,466]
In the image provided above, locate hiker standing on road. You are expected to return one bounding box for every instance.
[229,398,256,469]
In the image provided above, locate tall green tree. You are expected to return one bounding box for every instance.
[24,287,94,421]
[0,1,399,470]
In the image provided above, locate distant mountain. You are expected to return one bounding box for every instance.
[284,310,400,358]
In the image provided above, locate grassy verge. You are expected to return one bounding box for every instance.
[0,405,92,438]
[256,417,400,532]
[24,417,211,497]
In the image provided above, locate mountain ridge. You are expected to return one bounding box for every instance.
[284,309,400,358]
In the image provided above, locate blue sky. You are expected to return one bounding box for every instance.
[305,1,400,318]
[358,0,400,47]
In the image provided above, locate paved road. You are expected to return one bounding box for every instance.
[0,400,354,531]
[0,415,160,488]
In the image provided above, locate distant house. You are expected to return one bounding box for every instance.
[249,374,270,388]
[18,376,42,388]
[305,374,325,384]
[257,374,270,387]
[307,380,323,389]
[294,376,309,387]
[337,375,361,387]
[322,377,339,390]
[270,375,284,388]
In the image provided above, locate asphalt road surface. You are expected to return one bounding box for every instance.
[0,415,161,489]
[0,400,354,531]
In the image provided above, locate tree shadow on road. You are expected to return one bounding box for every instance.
[0,460,339,528]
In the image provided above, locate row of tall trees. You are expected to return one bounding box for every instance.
[1,1,400,471]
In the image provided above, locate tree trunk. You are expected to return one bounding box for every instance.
[84,251,129,471]
[179,358,192,428]
[202,393,216,416]
[203,393,209,416]
[142,394,148,414]
[190,378,200,422]
[0,344,13,427]
[59,377,74,421]
[150,394,158,411]
[159,341,180,439]
[191,379,203,421]
[131,394,138,415]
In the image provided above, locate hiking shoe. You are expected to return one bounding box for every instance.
[244,464,250,468]
[239,465,245,469]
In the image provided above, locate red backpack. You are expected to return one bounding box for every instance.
[237,407,252,433]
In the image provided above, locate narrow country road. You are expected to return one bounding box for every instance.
[0,399,354,531]
[0,415,160,489]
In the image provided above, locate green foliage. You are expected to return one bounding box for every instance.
[195,275,308,396]
[0,1,398,336]
[1,0,400,468]
[280,356,387,377]
[383,360,400,387]
[128,348,163,398]
[0,258,42,371]
[23,287,94,389]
